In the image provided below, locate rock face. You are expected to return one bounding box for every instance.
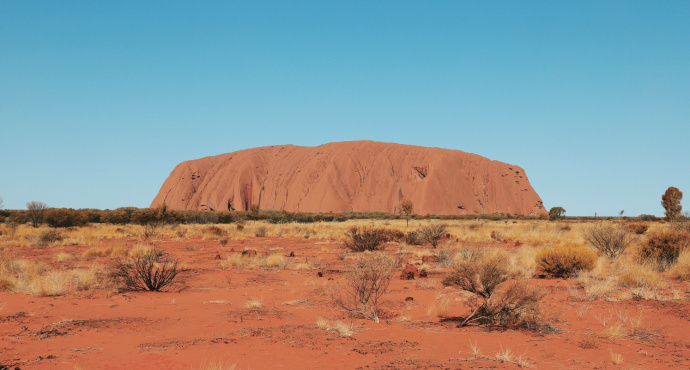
[151,141,546,216]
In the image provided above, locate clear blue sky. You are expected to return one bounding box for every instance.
[1,1,688,216]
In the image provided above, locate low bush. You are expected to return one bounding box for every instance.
[403,230,423,245]
[626,223,649,235]
[26,229,64,247]
[342,226,391,252]
[44,208,88,228]
[254,225,268,237]
[637,229,690,269]
[110,247,179,292]
[205,225,225,237]
[442,253,544,328]
[82,247,113,259]
[329,253,394,322]
[418,224,449,248]
[535,243,597,278]
[584,224,632,258]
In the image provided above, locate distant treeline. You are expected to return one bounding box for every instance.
[0,205,661,228]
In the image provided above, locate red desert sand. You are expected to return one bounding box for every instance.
[2,220,690,369]
[152,140,546,216]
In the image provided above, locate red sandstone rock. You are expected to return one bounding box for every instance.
[152,141,546,216]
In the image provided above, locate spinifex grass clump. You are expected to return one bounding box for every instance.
[536,243,597,278]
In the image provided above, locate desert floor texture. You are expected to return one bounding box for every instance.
[1,220,689,369]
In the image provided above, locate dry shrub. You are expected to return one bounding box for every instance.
[419,224,449,248]
[0,277,14,292]
[584,224,632,258]
[490,230,505,241]
[254,226,268,237]
[175,226,188,238]
[205,225,225,237]
[536,243,597,278]
[670,249,690,281]
[329,252,394,322]
[244,298,263,309]
[129,243,155,258]
[670,217,690,234]
[453,246,487,264]
[617,261,662,288]
[403,230,423,245]
[82,246,113,259]
[442,252,545,328]
[427,294,452,317]
[265,253,287,269]
[342,226,391,252]
[71,266,99,291]
[110,247,179,292]
[25,272,67,296]
[110,245,129,257]
[638,229,690,269]
[54,252,74,263]
[511,246,538,278]
[27,229,64,247]
[626,223,649,235]
[433,246,456,267]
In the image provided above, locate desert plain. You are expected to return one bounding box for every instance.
[1,217,690,369]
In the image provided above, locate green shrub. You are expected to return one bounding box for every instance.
[535,243,597,278]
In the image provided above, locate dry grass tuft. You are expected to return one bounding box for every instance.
[82,246,113,259]
[427,294,452,318]
[535,242,597,278]
[670,248,690,281]
[245,298,264,309]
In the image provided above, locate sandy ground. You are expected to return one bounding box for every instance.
[1,233,689,369]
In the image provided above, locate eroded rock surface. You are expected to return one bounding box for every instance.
[151,141,546,215]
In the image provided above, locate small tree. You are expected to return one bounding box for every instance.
[400,200,414,227]
[662,187,683,220]
[26,201,49,227]
[0,196,4,209]
[549,207,566,221]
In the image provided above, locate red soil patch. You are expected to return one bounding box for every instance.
[1,235,689,369]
